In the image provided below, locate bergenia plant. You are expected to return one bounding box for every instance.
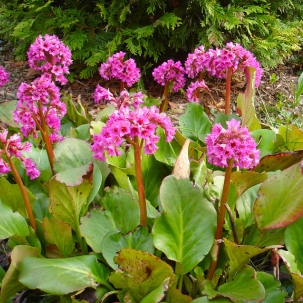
[205,118,260,280]
[0,130,40,232]
[152,59,186,112]
[0,65,9,87]
[92,96,175,225]
[13,74,66,174]
[99,51,140,91]
[27,34,72,85]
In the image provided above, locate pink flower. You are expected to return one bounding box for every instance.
[14,75,66,142]
[91,105,175,161]
[205,119,260,168]
[99,52,140,87]
[0,130,40,179]
[0,66,9,86]
[27,34,72,85]
[152,59,186,92]
[185,46,205,78]
[186,80,210,102]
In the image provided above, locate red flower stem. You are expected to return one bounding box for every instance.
[133,136,147,226]
[120,81,125,92]
[160,82,170,113]
[5,153,36,233]
[225,67,233,114]
[37,100,55,175]
[207,158,234,281]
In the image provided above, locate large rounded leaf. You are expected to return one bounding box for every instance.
[152,176,216,274]
[19,255,112,295]
[254,162,303,230]
[54,138,94,186]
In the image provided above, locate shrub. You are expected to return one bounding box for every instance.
[0,0,302,80]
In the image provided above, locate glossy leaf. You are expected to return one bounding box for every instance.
[0,200,29,240]
[192,298,232,303]
[285,216,303,273]
[43,217,75,257]
[0,177,36,217]
[19,255,112,295]
[223,238,281,279]
[168,288,193,303]
[0,100,19,127]
[152,176,216,274]
[236,67,261,131]
[279,125,303,151]
[49,179,92,232]
[140,278,169,303]
[256,272,286,303]
[253,150,303,172]
[102,226,154,269]
[254,162,303,230]
[86,163,102,203]
[109,248,175,303]
[54,138,94,186]
[217,265,265,301]
[0,245,40,303]
[179,102,211,143]
[231,171,267,196]
[250,129,276,158]
[154,127,181,166]
[277,249,303,302]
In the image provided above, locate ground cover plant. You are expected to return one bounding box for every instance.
[0,34,303,303]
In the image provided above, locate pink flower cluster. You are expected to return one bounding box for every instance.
[186,80,210,102]
[205,119,260,168]
[185,43,263,87]
[152,59,186,92]
[0,130,40,179]
[0,66,9,86]
[94,85,144,109]
[92,105,175,161]
[14,75,66,142]
[99,52,140,87]
[27,34,72,85]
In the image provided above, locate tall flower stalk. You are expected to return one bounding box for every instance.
[205,119,260,280]
[91,91,175,225]
[0,131,40,232]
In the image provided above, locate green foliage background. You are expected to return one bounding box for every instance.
[0,0,302,79]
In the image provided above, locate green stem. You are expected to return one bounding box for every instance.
[133,136,147,226]
[207,158,234,281]
[37,100,55,175]
[225,67,233,115]
[5,154,36,233]
[177,274,184,290]
[75,222,88,255]
[160,82,170,113]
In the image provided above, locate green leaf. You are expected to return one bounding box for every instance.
[49,179,92,232]
[250,129,276,158]
[256,272,286,303]
[152,176,216,274]
[236,67,261,131]
[0,245,40,303]
[100,187,140,234]
[279,125,303,151]
[214,114,240,128]
[217,265,265,301]
[43,217,75,257]
[87,163,102,203]
[54,138,94,186]
[80,208,116,253]
[223,238,281,279]
[0,200,29,240]
[0,100,19,127]
[254,162,303,230]
[19,255,112,295]
[277,250,303,302]
[102,226,154,269]
[179,102,211,144]
[253,150,303,172]
[285,216,303,273]
[109,248,175,303]
[154,128,181,166]
[140,278,169,303]
[192,297,232,303]
[168,288,193,302]
[231,171,267,196]
[0,178,36,217]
